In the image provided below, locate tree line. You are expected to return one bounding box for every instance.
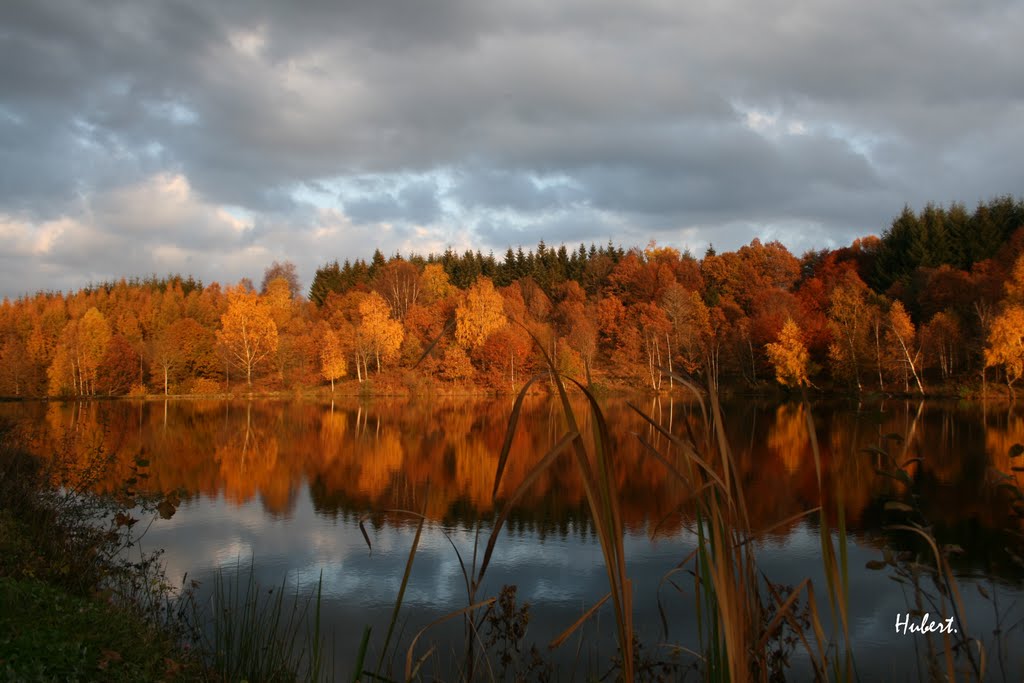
[1,196,1023,398]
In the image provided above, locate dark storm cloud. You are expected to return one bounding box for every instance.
[1,0,1022,297]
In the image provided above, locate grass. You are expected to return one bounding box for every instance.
[0,417,201,680]
[185,562,328,683]
[0,576,185,681]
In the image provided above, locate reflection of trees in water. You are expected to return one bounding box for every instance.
[6,397,1024,544]
[767,403,809,474]
[213,402,295,515]
[317,404,347,464]
[987,409,1024,487]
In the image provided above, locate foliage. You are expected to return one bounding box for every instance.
[319,327,347,391]
[985,305,1024,393]
[3,198,1024,397]
[0,418,199,679]
[455,276,507,350]
[261,260,302,299]
[766,318,810,387]
[97,334,142,395]
[216,286,279,387]
[357,291,404,373]
[0,577,187,682]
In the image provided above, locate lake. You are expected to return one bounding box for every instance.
[4,394,1024,680]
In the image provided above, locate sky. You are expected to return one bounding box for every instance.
[2,0,1023,299]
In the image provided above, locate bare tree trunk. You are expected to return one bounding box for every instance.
[666,332,674,389]
[891,326,924,395]
[748,336,757,384]
[874,319,884,391]
[846,331,862,393]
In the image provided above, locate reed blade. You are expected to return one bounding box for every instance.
[476,430,578,590]
[404,599,496,681]
[549,593,612,649]
[376,497,427,675]
[492,374,547,501]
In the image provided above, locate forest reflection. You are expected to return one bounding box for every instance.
[5,396,1023,544]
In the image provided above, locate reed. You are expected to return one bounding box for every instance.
[389,327,854,680]
[866,433,988,681]
[189,560,327,683]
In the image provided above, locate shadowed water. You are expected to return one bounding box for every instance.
[5,396,1024,679]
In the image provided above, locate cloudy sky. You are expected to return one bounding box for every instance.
[2,0,1022,299]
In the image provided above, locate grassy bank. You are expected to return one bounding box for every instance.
[0,420,198,681]
[0,416,334,683]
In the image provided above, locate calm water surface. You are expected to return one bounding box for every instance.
[6,395,1024,680]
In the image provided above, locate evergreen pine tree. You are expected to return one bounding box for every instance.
[309,260,343,305]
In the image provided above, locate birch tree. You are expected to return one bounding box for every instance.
[216,287,279,387]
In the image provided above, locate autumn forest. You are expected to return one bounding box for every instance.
[2,196,1024,399]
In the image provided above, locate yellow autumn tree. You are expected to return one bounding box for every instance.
[78,307,111,395]
[357,291,404,374]
[320,328,347,392]
[216,286,279,387]
[264,276,296,329]
[420,263,454,303]
[886,300,924,394]
[455,277,506,350]
[765,318,810,388]
[826,272,871,392]
[985,305,1024,397]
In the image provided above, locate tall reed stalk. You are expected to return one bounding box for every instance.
[383,326,857,681]
[628,372,858,681]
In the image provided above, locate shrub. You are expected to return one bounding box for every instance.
[189,378,222,395]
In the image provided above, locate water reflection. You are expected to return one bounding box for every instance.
[7,396,1024,677]
[6,397,1024,547]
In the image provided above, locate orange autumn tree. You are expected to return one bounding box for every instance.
[765,318,810,388]
[886,300,924,394]
[78,307,111,395]
[216,286,279,387]
[47,320,79,396]
[827,271,871,393]
[984,306,1024,397]
[357,291,404,375]
[320,327,347,392]
[983,253,1024,397]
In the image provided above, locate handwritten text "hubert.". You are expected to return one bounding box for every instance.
[894,613,957,635]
